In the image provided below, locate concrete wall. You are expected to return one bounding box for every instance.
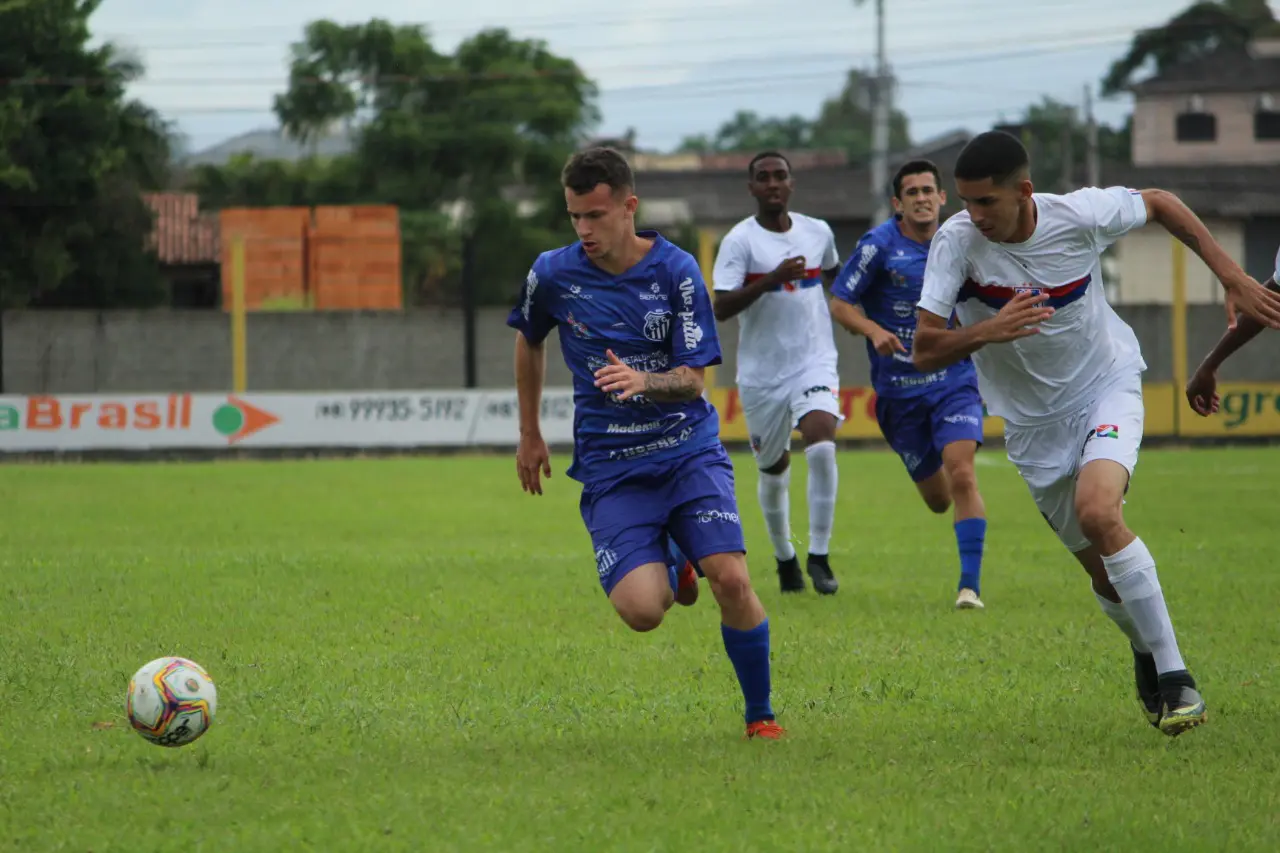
[3,303,1279,395]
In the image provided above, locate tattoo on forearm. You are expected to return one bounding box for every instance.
[1166,219,1203,255]
[641,369,698,401]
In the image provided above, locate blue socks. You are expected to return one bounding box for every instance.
[955,518,986,595]
[721,619,774,723]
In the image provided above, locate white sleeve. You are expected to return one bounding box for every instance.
[1073,186,1148,248]
[918,223,969,319]
[821,221,839,269]
[1273,243,1280,282]
[712,231,748,292]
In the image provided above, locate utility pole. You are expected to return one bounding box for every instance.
[1084,83,1099,187]
[869,0,890,223]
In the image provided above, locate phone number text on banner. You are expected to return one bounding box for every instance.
[0,390,577,452]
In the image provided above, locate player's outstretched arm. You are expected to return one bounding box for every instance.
[1186,277,1280,416]
[1142,189,1280,329]
[514,332,552,495]
[912,292,1055,372]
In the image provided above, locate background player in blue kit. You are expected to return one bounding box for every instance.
[829,159,990,610]
[508,147,783,740]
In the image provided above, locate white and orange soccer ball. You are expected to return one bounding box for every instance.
[126,657,217,747]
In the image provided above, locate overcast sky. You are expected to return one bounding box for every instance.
[90,0,1267,155]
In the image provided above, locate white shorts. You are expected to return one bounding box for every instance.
[1004,371,1144,553]
[739,363,843,469]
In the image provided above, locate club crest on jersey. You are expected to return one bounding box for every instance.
[566,311,590,338]
[643,310,672,342]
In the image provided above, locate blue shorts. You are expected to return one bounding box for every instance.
[580,444,743,596]
[875,382,985,483]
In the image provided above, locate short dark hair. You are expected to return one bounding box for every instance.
[747,150,791,176]
[892,159,941,198]
[562,147,634,195]
[953,131,1030,185]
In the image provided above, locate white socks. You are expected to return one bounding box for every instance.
[1094,591,1149,654]
[805,441,838,556]
[757,468,796,561]
[1102,537,1187,675]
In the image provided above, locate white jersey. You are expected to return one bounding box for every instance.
[918,187,1148,427]
[712,213,840,388]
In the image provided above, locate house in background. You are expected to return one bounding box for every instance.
[628,130,973,257]
[1105,34,1280,305]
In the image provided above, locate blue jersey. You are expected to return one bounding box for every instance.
[831,217,978,399]
[506,231,724,485]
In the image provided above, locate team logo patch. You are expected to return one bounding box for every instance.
[1095,424,1119,439]
[892,299,914,318]
[749,434,762,453]
[801,385,833,399]
[643,310,672,342]
[566,311,590,338]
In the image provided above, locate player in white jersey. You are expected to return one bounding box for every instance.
[913,130,1280,737]
[712,151,843,596]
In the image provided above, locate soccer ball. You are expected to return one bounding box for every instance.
[125,657,217,747]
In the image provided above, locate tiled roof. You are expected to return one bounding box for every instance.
[143,192,219,265]
[1131,46,1280,95]
[634,130,972,224]
[1100,163,1280,216]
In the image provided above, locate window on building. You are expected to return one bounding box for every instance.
[1255,95,1280,139]
[1176,95,1216,142]
[1176,112,1217,142]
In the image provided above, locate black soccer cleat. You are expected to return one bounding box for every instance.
[777,556,806,593]
[1156,669,1208,737]
[1132,647,1161,728]
[807,553,838,596]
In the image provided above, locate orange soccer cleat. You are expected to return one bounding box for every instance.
[744,719,785,740]
[675,561,699,607]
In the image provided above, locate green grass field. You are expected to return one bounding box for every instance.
[1,445,1278,851]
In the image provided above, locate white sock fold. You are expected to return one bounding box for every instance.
[757,468,796,561]
[1103,537,1187,675]
[1094,591,1150,654]
[805,440,838,556]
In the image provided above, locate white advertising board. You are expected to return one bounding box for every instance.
[0,389,578,452]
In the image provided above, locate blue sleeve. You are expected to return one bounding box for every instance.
[505,257,557,345]
[669,251,722,370]
[831,233,886,307]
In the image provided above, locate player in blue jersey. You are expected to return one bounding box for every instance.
[508,147,783,740]
[829,159,989,610]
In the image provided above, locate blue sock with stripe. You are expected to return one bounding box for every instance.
[955,518,986,595]
[721,619,773,724]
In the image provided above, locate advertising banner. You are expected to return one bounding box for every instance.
[0,381,1257,453]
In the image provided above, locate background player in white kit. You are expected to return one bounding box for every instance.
[712,151,844,596]
[912,131,1280,737]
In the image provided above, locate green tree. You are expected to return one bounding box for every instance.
[995,97,1132,191]
[1102,0,1277,95]
[264,19,597,305]
[675,70,910,160]
[0,0,175,308]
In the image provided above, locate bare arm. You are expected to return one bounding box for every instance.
[912,291,1056,372]
[641,366,705,401]
[514,331,546,438]
[830,298,886,339]
[1194,277,1280,373]
[912,310,992,372]
[714,273,779,322]
[1142,189,1246,284]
